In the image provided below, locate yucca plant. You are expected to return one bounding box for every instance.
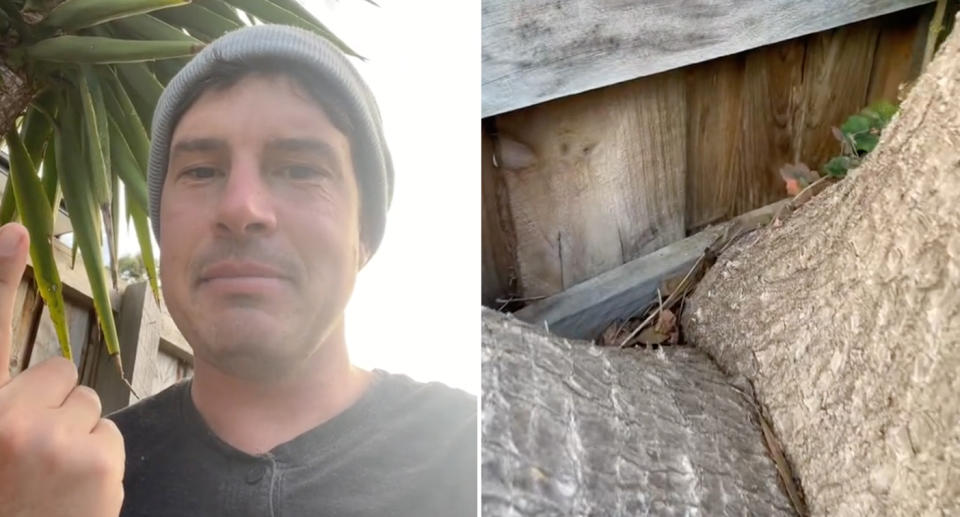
[0,0,357,384]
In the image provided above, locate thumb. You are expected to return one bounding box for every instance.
[0,223,29,387]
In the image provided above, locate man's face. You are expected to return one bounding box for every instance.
[159,74,362,379]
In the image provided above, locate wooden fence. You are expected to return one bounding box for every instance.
[9,238,193,415]
[482,1,949,306]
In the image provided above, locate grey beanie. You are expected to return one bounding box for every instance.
[148,24,394,255]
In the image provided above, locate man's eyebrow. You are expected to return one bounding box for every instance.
[170,138,228,156]
[266,138,340,158]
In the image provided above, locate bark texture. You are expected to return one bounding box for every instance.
[0,59,34,138]
[481,308,794,516]
[683,15,960,516]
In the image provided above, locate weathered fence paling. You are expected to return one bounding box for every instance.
[482,4,934,306]
[481,0,932,117]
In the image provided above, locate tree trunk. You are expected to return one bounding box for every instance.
[0,0,70,137]
[481,308,796,515]
[0,59,35,138]
[682,15,960,517]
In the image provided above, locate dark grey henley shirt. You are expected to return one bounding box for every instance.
[108,370,477,516]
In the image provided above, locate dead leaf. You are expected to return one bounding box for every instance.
[779,162,820,196]
[638,327,670,346]
[830,126,844,142]
[785,178,802,196]
[779,162,818,183]
[654,309,677,335]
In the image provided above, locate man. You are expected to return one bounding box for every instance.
[0,25,476,516]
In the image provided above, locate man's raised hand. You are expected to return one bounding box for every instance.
[0,223,125,517]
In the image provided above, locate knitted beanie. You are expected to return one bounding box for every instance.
[148,24,394,256]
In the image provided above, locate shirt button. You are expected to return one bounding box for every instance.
[245,464,267,484]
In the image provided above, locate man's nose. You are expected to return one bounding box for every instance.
[214,161,277,238]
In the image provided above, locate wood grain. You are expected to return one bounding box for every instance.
[482,0,932,116]
[730,39,807,216]
[481,127,518,305]
[159,304,192,364]
[866,5,927,104]
[794,20,881,170]
[484,10,930,303]
[92,281,162,414]
[152,351,181,394]
[481,0,928,117]
[683,39,808,232]
[495,70,687,298]
[8,279,42,377]
[686,11,926,232]
[28,301,90,369]
[684,54,745,230]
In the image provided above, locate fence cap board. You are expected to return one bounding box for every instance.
[515,199,791,339]
[482,0,932,117]
[159,306,193,364]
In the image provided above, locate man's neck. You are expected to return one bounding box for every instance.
[189,331,372,456]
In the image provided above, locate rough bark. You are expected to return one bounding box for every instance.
[0,59,35,138]
[0,0,69,136]
[481,308,795,516]
[682,15,960,517]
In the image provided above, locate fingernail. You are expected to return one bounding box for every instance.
[0,227,23,257]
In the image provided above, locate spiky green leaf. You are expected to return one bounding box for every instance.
[6,127,71,360]
[40,0,189,31]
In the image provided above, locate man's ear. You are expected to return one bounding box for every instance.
[357,240,371,270]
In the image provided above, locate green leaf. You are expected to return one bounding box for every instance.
[128,192,161,305]
[106,175,120,290]
[870,100,898,124]
[854,133,880,154]
[148,57,187,85]
[56,89,122,361]
[1,101,55,226]
[40,0,189,31]
[108,14,201,43]
[152,3,241,41]
[840,114,871,135]
[71,230,79,269]
[824,156,852,178]
[100,67,150,171]
[21,96,55,167]
[41,135,61,220]
[0,174,18,226]
[6,127,71,360]
[78,66,112,205]
[116,62,164,129]
[107,115,149,211]
[20,35,204,64]
[196,0,244,25]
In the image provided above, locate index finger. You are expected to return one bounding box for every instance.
[0,223,29,387]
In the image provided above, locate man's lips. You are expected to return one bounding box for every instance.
[198,261,288,284]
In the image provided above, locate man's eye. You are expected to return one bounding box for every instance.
[279,165,323,180]
[184,167,217,179]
